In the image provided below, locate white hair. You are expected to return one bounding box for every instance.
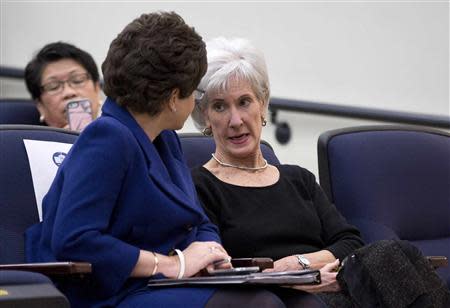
[191,37,270,131]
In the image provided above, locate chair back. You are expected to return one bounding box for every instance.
[318,125,450,287]
[178,133,280,168]
[0,125,78,263]
[0,99,42,125]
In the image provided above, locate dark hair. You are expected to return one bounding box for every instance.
[101,11,207,116]
[24,42,100,100]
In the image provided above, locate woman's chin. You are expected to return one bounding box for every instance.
[226,145,257,159]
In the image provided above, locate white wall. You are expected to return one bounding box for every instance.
[1,2,448,178]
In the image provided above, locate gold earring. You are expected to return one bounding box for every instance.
[202,126,213,136]
[261,117,267,127]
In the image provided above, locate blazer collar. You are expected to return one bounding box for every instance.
[102,98,157,167]
[101,98,198,211]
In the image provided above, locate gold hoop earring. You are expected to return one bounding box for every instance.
[202,127,213,136]
[262,118,267,127]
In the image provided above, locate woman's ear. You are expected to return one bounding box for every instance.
[94,81,101,95]
[202,105,211,126]
[168,88,180,112]
[36,100,45,116]
[260,99,267,120]
[36,100,46,123]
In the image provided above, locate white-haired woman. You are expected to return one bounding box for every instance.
[191,37,365,306]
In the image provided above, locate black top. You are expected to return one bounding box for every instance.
[192,165,364,261]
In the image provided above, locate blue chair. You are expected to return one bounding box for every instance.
[0,99,42,125]
[0,125,79,264]
[179,133,280,167]
[0,125,91,305]
[317,125,450,288]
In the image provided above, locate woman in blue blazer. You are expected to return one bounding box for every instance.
[25,12,286,308]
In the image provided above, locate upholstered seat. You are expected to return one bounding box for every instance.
[318,125,450,288]
[0,99,42,125]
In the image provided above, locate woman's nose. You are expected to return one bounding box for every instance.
[61,83,78,100]
[229,109,243,128]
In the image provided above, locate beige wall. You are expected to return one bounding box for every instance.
[1,2,448,177]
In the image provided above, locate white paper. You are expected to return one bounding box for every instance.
[24,139,73,221]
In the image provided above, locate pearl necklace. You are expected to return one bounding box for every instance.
[211,153,268,171]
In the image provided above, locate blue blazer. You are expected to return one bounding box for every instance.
[26,98,220,307]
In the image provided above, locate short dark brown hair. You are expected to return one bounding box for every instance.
[101,11,207,116]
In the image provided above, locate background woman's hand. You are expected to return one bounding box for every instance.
[182,241,231,277]
[286,259,341,293]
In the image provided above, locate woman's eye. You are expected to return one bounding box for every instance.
[212,103,225,112]
[46,83,60,91]
[71,78,85,85]
[240,98,251,107]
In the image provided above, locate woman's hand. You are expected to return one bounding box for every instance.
[266,249,337,272]
[266,250,337,272]
[182,241,231,278]
[132,242,230,279]
[285,259,341,293]
[266,255,300,272]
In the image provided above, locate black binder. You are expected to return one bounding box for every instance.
[148,269,321,287]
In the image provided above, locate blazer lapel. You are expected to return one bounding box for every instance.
[101,99,198,212]
[153,134,196,197]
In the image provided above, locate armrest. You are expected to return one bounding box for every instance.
[0,262,91,276]
[426,256,448,268]
[231,258,273,270]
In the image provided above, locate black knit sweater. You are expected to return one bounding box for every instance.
[192,164,364,261]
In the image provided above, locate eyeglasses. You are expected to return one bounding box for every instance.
[40,72,91,96]
[194,89,205,105]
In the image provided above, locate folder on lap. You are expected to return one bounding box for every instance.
[148,269,321,287]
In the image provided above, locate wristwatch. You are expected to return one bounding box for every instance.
[296,255,311,269]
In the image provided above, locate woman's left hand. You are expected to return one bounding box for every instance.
[285,259,341,293]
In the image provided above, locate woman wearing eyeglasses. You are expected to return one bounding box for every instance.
[25,42,102,130]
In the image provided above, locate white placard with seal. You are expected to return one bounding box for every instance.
[24,139,73,221]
